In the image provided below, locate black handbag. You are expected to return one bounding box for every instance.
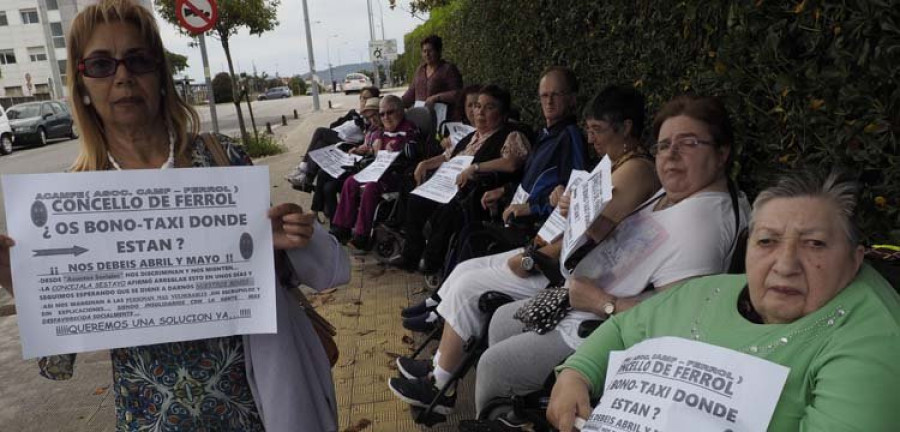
[513,285,571,334]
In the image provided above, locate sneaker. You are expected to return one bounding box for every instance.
[396,356,432,380]
[290,177,315,193]
[330,226,352,245]
[458,418,534,431]
[402,311,438,333]
[350,234,372,252]
[387,376,456,414]
[401,299,435,318]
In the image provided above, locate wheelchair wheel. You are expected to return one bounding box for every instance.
[373,226,403,264]
[424,273,442,290]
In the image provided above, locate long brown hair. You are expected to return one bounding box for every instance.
[67,0,199,172]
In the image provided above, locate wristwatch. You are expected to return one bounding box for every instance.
[520,243,537,273]
[602,300,617,315]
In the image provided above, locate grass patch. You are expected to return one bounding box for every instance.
[240,132,286,158]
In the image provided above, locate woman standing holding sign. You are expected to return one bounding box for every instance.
[0,1,349,431]
[548,171,900,432]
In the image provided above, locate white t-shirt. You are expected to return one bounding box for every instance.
[557,188,750,348]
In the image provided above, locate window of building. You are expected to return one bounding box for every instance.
[5,86,24,97]
[20,9,39,24]
[58,59,67,85]
[46,0,59,11]
[28,46,47,62]
[50,22,66,48]
[0,49,16,65]
[0,12,8,27]
[35,84,50,95]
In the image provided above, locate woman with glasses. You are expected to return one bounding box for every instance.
[330,95,422,250]
[0,1,349,430]
[458,94,750,430]
[286,86,381,192]
[309,97,383,223]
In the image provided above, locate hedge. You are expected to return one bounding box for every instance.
[400,0,899,244]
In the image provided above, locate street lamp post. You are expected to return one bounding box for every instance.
[301,0,320,111]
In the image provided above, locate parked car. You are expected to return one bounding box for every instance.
[7,100,77,146]
[343,73,372,94]
[257,86,292,100]
[0,107,13,155]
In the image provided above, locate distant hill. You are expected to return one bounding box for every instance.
[302,62,377,82]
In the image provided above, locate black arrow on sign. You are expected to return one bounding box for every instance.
[33,246,89,257]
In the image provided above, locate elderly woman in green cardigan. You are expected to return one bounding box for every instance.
[548,171,900,432]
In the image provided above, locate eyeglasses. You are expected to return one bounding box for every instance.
[650,136,714,156]
[379,109,399,118]
[77,53,159,78]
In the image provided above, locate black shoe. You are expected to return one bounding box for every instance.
[350,234,372,252]
[330,226,351,245]
[387,376,456,414]
[396,356,432,380]
[458,418,534,431]
[290,176,315,193]
[419,258,441,275]
[402,311,438,333]
[401,299,435,318]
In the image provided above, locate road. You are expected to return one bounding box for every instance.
[0,92,369,233]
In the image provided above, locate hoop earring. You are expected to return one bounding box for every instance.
[82,95,91,106]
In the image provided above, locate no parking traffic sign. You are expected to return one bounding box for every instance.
[175,0,218,34]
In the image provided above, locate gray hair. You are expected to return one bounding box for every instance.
[750,170,861,245]
[381,94,403,111]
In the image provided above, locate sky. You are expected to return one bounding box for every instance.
[155,0,428,82]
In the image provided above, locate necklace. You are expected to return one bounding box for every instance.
[689,286,848,355]
[107,129,176,171]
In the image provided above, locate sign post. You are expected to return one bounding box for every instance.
[176,0,220,133]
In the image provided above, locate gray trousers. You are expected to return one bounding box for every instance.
[474,298,574,415]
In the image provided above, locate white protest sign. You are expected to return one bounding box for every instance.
[1,167,276,359]
[411,156,475,204]
[433,102,449,128]
[353,150,401,183]
[561,156,613,265]
[307,143,362,179]
[511,185,529,205]
[583,337,789,432]
[444,122,476,148]
[536,170,590,244]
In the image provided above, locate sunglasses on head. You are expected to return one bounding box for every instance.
[77,53,158,78]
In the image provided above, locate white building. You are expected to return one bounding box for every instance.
[0,0,152,100]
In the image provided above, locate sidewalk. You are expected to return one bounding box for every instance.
[0,105,476,431]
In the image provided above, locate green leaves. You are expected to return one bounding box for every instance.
[407,0,899,243]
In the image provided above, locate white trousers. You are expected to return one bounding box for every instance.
[435,248,549,342]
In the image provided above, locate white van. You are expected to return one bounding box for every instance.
[343,73,372,95]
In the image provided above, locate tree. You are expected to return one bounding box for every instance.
[211,72,233,103]
[266,77,283,89]
[156,0,280,144]
[289,76,306,96]
[165,50,189,76]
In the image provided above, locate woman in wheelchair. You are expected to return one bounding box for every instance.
[399,84,532,274]
[309,97,383,223]
[388,84,661,419]
[548,171,900,432]
[330,95,422,250]
[460,94,750,430]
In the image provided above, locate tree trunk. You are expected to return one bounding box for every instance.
[220,34,249,145]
